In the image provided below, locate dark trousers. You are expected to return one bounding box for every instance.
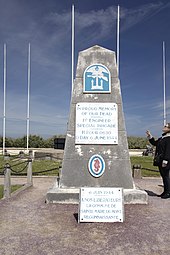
[159,166,170,193]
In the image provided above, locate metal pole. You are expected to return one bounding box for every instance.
[26,43,31,152]
[117,5,120,77]
[71,4,75,94]
[162,41,166,126]
[3,44,7,155]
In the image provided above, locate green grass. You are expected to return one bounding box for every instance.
[130,156,160,177]
[0,155,61,176]
[0,155,160,177]
[32,160,60,175]
[0,185,22,199]
[0,155,160,199]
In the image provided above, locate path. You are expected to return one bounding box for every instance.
[0,176,170,255]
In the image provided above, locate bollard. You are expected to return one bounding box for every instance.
[57,172,60,187]
[19,151,24,159]
[29,150,34,160]
[4,150,10,161]
[27,158,33,185]
[132,164,142,179]
[3,163,11,198]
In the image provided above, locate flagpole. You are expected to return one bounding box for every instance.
[162,41,166,126]
[26,43,31,152]
[117,5,120,77]
[71,4,75,94]
[3,44,7,155]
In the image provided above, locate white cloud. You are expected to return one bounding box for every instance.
[1,1,170,138]
[0,91,69,137]
[120,2,169,31]
[42,3,168,49]
[1,3,167,71]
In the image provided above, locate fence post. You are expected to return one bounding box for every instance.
[3,163,11,198]
[57,172,60,187]
[29,150,34,160]
[19,151,24,159]
[27,158,33,185]
[4,149,10,160]
[132,164,142,179]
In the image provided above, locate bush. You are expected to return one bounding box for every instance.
[0,135,148,149]
[0,135,66,148]
[127,136,148,149]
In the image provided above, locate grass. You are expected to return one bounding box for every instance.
[0,185,22,199]
[0,155,61,176]
[130,156,160,177]
[0,155,160,177]
[32,160,60,175]
[0,155,160,199]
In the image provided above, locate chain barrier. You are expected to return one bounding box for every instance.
[0,159,61,176]
[141,167,159,173]
[10,154,23,160]
[10,160,28,168]
[1,155,61,199]
[10,162,29,174]
[34,154,62,160]
[0,153,62,175]
[32,167,60,175]
[133,164,159,173]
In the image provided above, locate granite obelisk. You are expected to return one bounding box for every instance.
[46,45,147,204]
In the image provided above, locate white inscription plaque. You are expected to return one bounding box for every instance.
[75,103,118,144]
[79,187,124,223]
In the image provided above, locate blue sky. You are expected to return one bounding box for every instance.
[0,0,170,138]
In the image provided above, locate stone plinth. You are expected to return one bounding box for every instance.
[46,45,148,204]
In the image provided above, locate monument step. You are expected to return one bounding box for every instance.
[46,187,148,204]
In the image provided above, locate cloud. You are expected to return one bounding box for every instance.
[152,98,170,120]
[152,98,170,110]
[124,111,162,137]
[123,96,170,136]
[0,91,69,137]
[42,2,170,50]
[1,3,167,70]
[1,1,170,138]
[120,2,170,31]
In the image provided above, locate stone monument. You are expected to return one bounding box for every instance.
[46,45,147,204]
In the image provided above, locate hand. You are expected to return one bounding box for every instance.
[162,160,168,168]
[146,130,151,138]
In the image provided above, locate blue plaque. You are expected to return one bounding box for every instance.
[83,64,111,93]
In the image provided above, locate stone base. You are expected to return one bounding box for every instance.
[46,187,80,204]
[46,186,148,204]
[123,189,148,204]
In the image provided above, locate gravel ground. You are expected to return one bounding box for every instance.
[0,176,170,255]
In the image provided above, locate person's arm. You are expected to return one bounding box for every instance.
[146,130,158,146]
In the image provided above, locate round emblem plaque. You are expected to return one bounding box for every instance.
[88,154,105,178]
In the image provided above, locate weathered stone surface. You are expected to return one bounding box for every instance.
[47,45,147,204]
[60,159,132,188]
[60,45,133,188]
[46,187,148,205]
[75,45,118,78]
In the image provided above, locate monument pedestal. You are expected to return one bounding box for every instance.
[46,45,148,205]
[46,185,148,204]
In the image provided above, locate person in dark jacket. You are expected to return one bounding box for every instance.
[146,123,170,199]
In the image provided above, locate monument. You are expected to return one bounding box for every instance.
[46,45,148,204]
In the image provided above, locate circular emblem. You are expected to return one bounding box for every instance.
[88,155,105,178]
